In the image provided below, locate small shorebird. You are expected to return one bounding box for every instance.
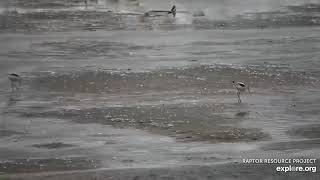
[8,73,22,92]
[232,81,250,103]
[84,0,88,9]
[144,5,177,18]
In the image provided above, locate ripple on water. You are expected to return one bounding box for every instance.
[287,124,320,139]
[31,142,76,149]
[0,2,320,32]
[0,157,101,173]
[27,65,318,94]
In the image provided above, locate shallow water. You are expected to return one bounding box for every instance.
[1,0,320,32]
[0,0,320,176]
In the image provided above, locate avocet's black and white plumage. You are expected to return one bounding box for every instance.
[8,73,22,92]
[232,81,250,103]
[144,5,177,18]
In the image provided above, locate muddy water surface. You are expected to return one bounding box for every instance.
[0,0,320,178]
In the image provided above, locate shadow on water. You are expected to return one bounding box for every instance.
[6,93,22,107]
[0,129,25,138]
[31,142,76,149]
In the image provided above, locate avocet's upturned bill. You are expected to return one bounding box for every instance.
[232,81,250,103]
[8,73,22,92]
[144,5,176,18]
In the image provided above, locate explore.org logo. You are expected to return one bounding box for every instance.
[276,165,316,173]
[242,158,317,173]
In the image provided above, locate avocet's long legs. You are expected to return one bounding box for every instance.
[237,91,241,103]
[10,81,14,92]
[233,81,248,103]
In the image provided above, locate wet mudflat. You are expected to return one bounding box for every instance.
[9,65,318,144]
[0,0,320,179]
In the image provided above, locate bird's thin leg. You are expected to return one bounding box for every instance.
[11,82,14,92]
[12,83,16,91]
[237,91,241,103]
[13,83,17,92]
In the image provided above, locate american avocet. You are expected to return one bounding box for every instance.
[232,81,250,103]
[8,73,22,92]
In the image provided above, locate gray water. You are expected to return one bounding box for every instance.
[0,0,319,177]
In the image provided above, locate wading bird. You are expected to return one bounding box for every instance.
[144,5,177,18]
[8,73,22,92]
[84,0,88,9]
[232,81,250,103]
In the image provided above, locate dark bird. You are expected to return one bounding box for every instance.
[8,73,22,92]
[232,81,250,103]
[144,5,177,18]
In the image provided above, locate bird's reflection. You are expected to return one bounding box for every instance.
[7,92,21,107]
